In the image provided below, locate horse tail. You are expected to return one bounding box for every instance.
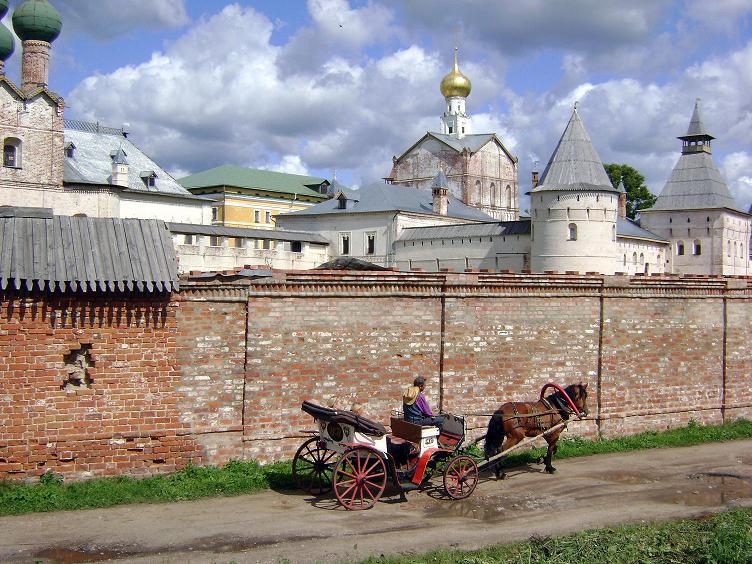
[484,409,506,458]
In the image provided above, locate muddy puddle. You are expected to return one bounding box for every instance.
[596,471,656,485]
[655,474,752,507]
[424,492,568,523]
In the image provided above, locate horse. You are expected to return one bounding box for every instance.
[483,382,589,477]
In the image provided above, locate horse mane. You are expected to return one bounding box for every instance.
[545,383,580,414]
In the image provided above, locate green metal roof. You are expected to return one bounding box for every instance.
[179,165,328,198]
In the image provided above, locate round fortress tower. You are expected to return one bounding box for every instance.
[530,104,619,273]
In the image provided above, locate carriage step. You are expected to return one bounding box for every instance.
[398,481,421,492]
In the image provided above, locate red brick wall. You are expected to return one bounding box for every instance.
[2,272,752,480]
[0,292,200,480]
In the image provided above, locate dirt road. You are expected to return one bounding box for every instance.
[2,440,752,564]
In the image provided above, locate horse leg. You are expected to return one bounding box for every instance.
[494,432,523,480]
[543,430,562,474]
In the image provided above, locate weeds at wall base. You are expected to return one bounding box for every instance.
[1,419,750,517]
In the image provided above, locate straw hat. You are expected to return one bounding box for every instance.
[403,386,420,406]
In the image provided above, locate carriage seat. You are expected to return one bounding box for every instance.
[390,417,440,444]
[301,400,387,437]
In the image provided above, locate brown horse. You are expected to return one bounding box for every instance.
[484,383,589,477]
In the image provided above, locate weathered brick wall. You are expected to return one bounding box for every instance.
[0,292,200,480]
[3,271,752,480]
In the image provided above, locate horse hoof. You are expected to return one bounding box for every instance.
[497,472,507,480]
[545,466,557,474]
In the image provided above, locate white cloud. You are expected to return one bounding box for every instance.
[259,155,310,176]
[685,0,752,33]
[56,0,190,39]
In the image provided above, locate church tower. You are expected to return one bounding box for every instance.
[439,48,472,139]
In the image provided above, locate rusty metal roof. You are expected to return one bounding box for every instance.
[0,207,179,292]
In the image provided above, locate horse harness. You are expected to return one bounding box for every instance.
[505,397,570,432]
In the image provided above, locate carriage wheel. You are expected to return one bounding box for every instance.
[292,437,336,495]
[443,455,478,500]
[332,447,387,510]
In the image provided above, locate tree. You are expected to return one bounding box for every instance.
[604,163,657,220]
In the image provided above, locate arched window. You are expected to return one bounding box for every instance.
[644,263,650,274]
[632,252,638,264]
[489,182,495,206]
[639,253,645,264]
[567,223,577,241]
[3,137,21,168]
[474,179,481,205]
[677,241,685,256]
[623,254,627,266]
[612,225,616,242]
[734,241,738,257]
[693,240,702,255]
[506,185,512,208]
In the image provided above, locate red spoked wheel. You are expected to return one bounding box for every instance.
[292,437,336,495]
[332,447,387,510]
[443,455,478,500]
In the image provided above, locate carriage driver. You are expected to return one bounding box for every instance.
[402,376,444,429]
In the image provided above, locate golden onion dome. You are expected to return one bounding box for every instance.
[440,47,471,98]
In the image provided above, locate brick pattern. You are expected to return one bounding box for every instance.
[2,273,752,479]
[0,293,200,480]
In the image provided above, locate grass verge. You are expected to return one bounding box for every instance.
[1,418,750,517]
[359,507,752,564]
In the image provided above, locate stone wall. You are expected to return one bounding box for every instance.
[2,271,751,480]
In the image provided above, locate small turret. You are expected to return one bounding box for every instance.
[432,170,449,216]
[12,0,62,92]
[617,177,627,218]
[111,147,129,188]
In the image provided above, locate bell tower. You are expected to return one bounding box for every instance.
[439,48,472,139]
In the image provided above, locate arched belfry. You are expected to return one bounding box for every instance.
[440,47,472,139]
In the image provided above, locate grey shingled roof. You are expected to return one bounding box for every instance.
[398,220,530,241]
[430,132,496,153]
[168,222,329,245]
[617,217,666,242]
[534,107,618,194]
[650,101,741,212]
[0,207,178,292]
[64,121,200,199]
[281,182,494,221]
[432,170,449,188]
[682,98,714,139]
[651,152,742,212]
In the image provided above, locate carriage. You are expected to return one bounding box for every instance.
[292,400,479,510]
[293,382,588,510]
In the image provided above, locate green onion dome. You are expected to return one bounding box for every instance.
[0,0,9,19]
[0,23,14,62]
[12,0,62,43]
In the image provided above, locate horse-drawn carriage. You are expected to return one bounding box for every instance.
[293,382,589,510]
[292,401,478,510]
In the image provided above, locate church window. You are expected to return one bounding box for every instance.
[687,217,691,223]
[734,241,738,257]
[576,195,580,202]
[64,142,76,158]
[677,241,685,255]
[632,252,638,264]
[140,171,157,187]
[3,138,21,168]
[340,233,351,255]
[291,241,302,253]
[639,253,645,264]
[462,127,465,134]
[448,126,453,134]
[706,216,710,222]
[365,232,376,255]
[506,185,512,208]
[623,254,627,266]
[254,210,261,223]
[645,263,650,274]
[612,225,616,241]
[265,211,272,224]
[728,241,731,257]
[211,207,218,222]
[567,223,577,241]
[693,240,702,255]
[490,182,496,206]
[669,217,672,223]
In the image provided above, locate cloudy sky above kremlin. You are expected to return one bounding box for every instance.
[4,0,752,209]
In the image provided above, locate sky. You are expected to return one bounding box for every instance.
[3,0,752,212]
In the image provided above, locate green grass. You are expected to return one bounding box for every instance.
[358,507,752,564]
[0,459,294,516]
[1,419,751,517]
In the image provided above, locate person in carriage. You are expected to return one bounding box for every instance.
[402,376,444,430]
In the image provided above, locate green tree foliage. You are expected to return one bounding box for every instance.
[604,163,657,220]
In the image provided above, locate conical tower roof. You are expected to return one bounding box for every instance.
[533,104,617,193]
[680,98,714,140]
[432,170,448,189]
[651,101,741,212]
